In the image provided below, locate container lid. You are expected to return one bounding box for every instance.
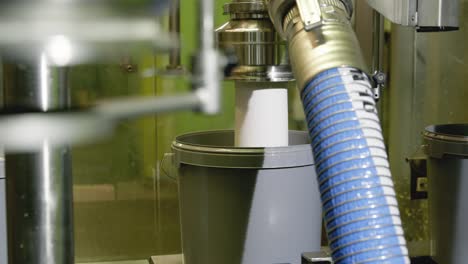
[172,130,314,169]
[423,124,468,158]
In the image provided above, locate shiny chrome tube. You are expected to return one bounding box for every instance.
[4,58,73,264]
[216,0,293,82]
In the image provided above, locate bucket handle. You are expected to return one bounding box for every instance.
[160,153,177,182]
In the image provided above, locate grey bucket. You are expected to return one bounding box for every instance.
[170,130,322,264]
[423,124,468,264]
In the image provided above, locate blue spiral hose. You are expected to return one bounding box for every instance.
[301,67,410,264]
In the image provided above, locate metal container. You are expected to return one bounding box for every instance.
[423,124,468,263]
[215,0,293,82]
[171,130,322,264]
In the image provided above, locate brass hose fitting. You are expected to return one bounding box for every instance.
[266,0,368,91]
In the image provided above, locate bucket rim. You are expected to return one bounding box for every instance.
[423,124,468,158]
[171,130,315,169]
[424,124,468,143]
[173,129,312,153]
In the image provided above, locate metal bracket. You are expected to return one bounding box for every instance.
[296,0,323,31]
[371,71,386,101]
[367,0,459,32]
[407,146,429,200]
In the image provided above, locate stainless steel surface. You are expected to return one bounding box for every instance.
[216,0,293,82]
[3,59,69,110]
[6,145,74,264]
[417,0,459,30]
[366,0,417,27]
[367,0,459,31]
[423,124,468,264]
[4,60,73,264]
[173,130,322,264]
[278,0,367,90]
[224,0,269,19]
[217,19,281,66]
[228,65,294,82]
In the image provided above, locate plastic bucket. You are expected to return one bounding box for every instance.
[424,124,468,263]
[171,130,322,264]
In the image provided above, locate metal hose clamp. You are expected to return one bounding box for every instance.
[278,0,367,91]
[295,0,322,30]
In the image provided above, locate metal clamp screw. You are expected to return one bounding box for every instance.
[371,71,387,101]
[295,0,323,31]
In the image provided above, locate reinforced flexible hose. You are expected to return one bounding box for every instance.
[302,67,409,264]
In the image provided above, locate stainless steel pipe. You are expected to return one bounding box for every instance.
[216,0,293,82]
[4,58,74,264]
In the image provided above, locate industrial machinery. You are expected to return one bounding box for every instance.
[367,0,459,32]
[0,0,466,264]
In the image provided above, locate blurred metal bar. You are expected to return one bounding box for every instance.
[0,92,202,152]
[0,60,3,108]
[167,0,182,70]
[0,58,6,264]
[195,0,222,114]
[4,58,74,264]
[0,157,6,264]
[94,94,202,121]
[199,0,214,53]
[371,11,384,73]
[0,18,175,65]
